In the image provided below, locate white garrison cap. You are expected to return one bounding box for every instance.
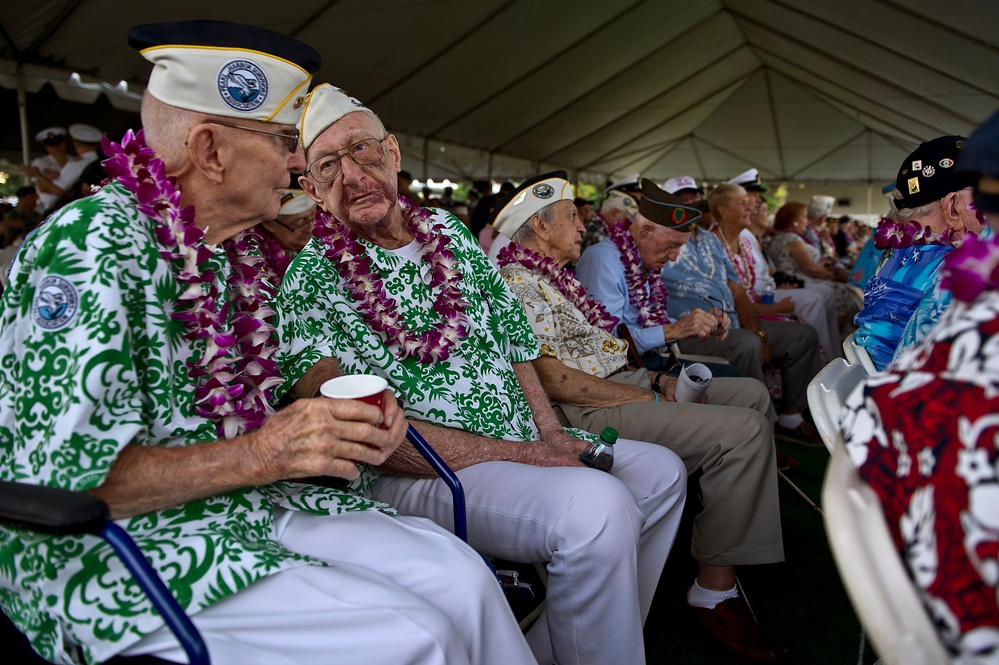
[69,124,102,143]
[808,195,836,217]
[606,173,641,194]
[491,171,574,238]
[129,20,321,126]
[35,127,66,143]
[298,83,376,152]
[662,175,701,195]
[278,189,316,216]
[601,189,639,217]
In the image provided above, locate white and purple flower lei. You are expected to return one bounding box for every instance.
[496,242,619,333]
[313,200,469,363]
[873,217,961,250]
[102,129,282,439]
[253,225,293,287]
[606,219,671,327]
[941,233,999,303]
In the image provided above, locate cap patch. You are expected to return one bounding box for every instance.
[940,158,954,168]
[912,160,922,171]
[32,276,79,330]
[218,60,268,111]
[671,209,689,225]
[533,183,555,199]
[908,177,920,195]
[922,165,936,177]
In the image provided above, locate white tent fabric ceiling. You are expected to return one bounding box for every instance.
[2,0,997,185]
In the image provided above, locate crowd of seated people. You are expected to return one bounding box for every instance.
[5,15,998,665]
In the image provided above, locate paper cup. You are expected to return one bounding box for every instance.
[319,375,388,413]
[675,363,712,403]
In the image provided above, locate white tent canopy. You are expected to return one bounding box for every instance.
[2,0,997,185]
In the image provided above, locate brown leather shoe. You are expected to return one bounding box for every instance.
[775,420,825,447]
[690,597,792,663]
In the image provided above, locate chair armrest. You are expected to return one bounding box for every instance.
[0,480,108,535]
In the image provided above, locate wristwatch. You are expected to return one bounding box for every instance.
[755,330,766,340]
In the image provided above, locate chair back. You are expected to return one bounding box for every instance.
[616,324,645,369]
[807,358,869,453]
[822,443,948,665]
[843,331,879,374]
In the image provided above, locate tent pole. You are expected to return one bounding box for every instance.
[17,63,30,164]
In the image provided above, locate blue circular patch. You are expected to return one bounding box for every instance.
[533,183,555,199]
[32,276,78,331]
[218,60,268,112]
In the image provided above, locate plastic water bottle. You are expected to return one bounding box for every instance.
[761,286,775,304]
[579,427,617,472]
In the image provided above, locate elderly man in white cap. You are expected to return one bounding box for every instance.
[254,188,317,286]
[0,20,532,665]
[494,171,791,664]
[663,174,705,205]
[277,83,688,665]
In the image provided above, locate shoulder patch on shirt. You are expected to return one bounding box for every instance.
[32,276,79,330]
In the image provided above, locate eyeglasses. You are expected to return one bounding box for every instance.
[201,120,300,154]
[305,137,387,184]
[700,295,734,314]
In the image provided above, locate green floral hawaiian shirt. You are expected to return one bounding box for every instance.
[278,211,594,447]
[0,183,393,665]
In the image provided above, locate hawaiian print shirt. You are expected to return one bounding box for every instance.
[659,228,741,327]
[500,263,628,379]
[0,183,393,665]
[855,243,953,371]
[277,210,596,445]
[840,290,999,662]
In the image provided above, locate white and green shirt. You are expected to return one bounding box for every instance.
[0,183,393,665]
[277,211,595,446]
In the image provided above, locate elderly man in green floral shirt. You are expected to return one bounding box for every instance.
[0,21,531,665]
[278,84,688,665]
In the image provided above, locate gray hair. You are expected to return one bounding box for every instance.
[140,91,206,170]
[508,200,559,245]
[893,200,938,223]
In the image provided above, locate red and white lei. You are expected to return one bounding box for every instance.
[496,242,619,333]
[102,129,282,439]
[606,219,671,326]
[313,201,469,363]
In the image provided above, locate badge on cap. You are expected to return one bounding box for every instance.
[908,177,920,195]
[939,158,954,168]
[533,183,555,199]
[922,166,935,177]
[218,60,268,111]
[912,160,922,171]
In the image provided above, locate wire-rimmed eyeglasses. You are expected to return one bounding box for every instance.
[201,119,300,154]
[700,295,734,314]
[305,137,387,184]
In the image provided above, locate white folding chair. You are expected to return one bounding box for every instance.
[843,331,879,374]
[806,358,869,453]
[822,443,948,665]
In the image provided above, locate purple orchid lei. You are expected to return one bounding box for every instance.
[313,200,469,363]
[102,129,282,439]
[941,233,999,303]
[873,217,960,250]
[253,225,293,287]
[496,242,619,333]
[606,219,672,327]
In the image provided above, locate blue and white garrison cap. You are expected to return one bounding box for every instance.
[490,171,575,238]
[129,20,321,125]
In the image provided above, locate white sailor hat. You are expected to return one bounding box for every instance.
[278,189,316,216]
[606,173,641,195]
[726,168,767,192]
[491,171,574,238]
[298,83,376,152]
[35,127,66,144]
[128,20,321,126]
[662,175,702,195]
[68,124,103,143]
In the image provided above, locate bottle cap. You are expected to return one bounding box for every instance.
[600,427,618,445]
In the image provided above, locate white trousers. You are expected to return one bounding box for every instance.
[776,283,842,361]
[372,439,688,665]
[121,510,536,665]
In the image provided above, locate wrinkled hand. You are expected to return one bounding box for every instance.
[665,309,718,341]
[251,389,408,482]
[521,438,588,468]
